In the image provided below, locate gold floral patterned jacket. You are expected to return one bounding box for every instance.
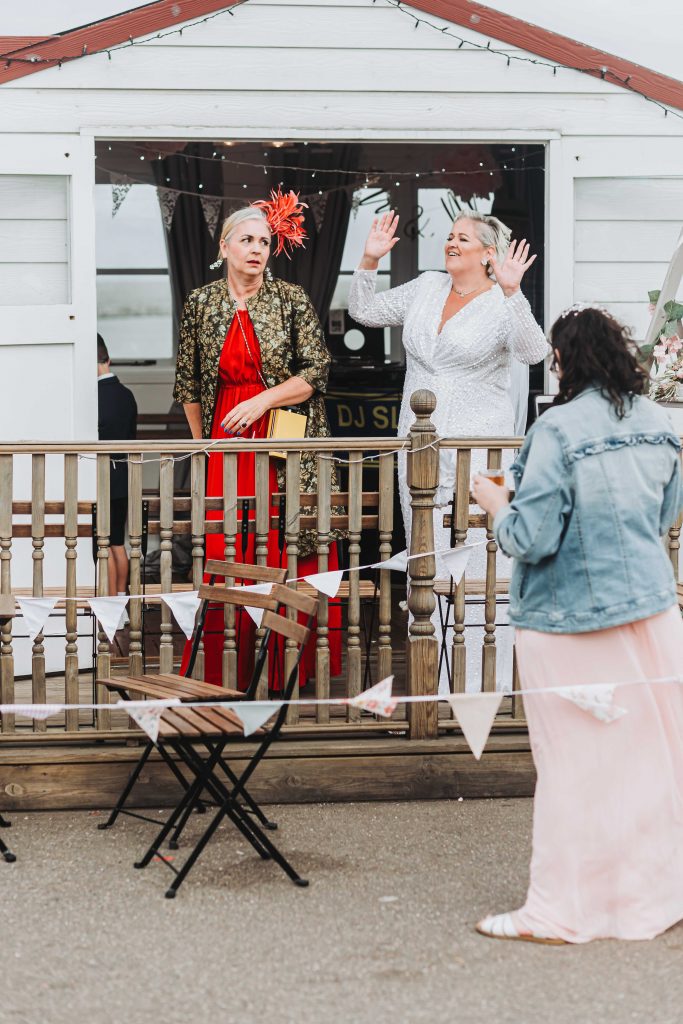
[173,276,340,557]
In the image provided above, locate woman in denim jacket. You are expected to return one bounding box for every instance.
[473,306,683,945]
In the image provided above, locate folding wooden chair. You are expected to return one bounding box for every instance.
[96,561,286,834]
[131,585,318,898]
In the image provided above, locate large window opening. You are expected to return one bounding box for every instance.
[95,140,545,431]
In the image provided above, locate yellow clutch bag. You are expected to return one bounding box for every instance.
[266,408,308,459]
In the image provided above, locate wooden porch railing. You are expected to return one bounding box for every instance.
[1,390,681,744]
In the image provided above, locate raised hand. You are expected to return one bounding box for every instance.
[489,238,537,298]
[360,211,400,269]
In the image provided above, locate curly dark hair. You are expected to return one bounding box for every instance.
[550,307,647,419]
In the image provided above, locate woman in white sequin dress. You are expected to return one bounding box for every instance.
[348,211,549,691]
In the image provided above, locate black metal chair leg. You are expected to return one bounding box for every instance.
[98,741,154,829]
[0,836,16,863]
[0,814,11,828]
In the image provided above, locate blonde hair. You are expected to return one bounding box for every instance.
[217,207,271,260]
[453,210,511,278]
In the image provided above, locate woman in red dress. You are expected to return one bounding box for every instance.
[173,196,342,689]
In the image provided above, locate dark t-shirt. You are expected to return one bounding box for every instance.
[97,375,138,500]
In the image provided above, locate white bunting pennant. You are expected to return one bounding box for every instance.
[372,550,409,572]
[111,174,132,217]
[439,541,486,584]
[118,699,181,742]
[240,583,273,628]
[302,570,343,598]
[4,703,64,721]
[200,195,223,238]
[231,701,279,737]
[447,692,503,760]
[16,597,57,641]
[156,186,179,231]
[161,591,201,639]
[88,596,129,644]
[348,676,397,717]
[556,683,628,723]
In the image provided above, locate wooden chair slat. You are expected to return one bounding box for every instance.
[204,560,287,583]
[261,609,310,646]
[198,584,278,609]
[271,583,318,618]
[161,708,203,736]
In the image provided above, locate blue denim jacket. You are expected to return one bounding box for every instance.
[494,387,683,633]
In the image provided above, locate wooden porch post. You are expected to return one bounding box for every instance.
[407,390,439,740]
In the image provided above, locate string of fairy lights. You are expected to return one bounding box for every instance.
[1,0,680,122]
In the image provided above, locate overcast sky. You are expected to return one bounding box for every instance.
[1,0,680,79]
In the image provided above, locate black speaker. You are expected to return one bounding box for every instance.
[324,308,386,365]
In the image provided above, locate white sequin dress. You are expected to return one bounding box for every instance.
[348,269,549,691]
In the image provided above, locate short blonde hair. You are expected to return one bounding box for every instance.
[216,207,271,264]
[453,211,511,278]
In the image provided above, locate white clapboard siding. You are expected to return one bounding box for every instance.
[575,178,683,221]
[0,220,68,263]
[575,221,683,262]
[0,263,69,305]
[2,90,680,138]
[0,174,68,218]
[574,177,683,338]
[0,174,69,303]
[10,48,624,96]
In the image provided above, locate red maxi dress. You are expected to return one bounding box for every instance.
[181,310,342,690]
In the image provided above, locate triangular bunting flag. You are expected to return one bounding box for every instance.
[231,701,279,737]
[302,570,343,598]
[556,683,627,723]
[16,597,57,641]
[161,591,201,639]
[447,692,503,759]
[200,195,223,237]
[308,192,329,232]
[88,596,129,644]
[3,703,64,721]
[348,676,397,717]
[157,186,179,230]
[118,699,181,742]
[111,174,131,217]
[372,550,409,572]
[239,583,273,628]
[439,541,486,584]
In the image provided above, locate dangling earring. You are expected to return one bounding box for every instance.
[480,257,488,266]
[209,256,224,270]
[264,266,273,282]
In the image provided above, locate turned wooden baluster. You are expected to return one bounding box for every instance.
[406,390,439,739]
[377,450,395,683]
[450,448,471,697]
[481,447,502,693]
[285,452,301,725]
[254,451,271,699]
[0,455,15,732]
[222,451,238,689]
[158,454,174,675]
[315,453,332,724]
[31,454,47,731]
[127,453,144,680]
[190,452,206,680]
[95,453,111,730]
[64,454,79,732]
[346,451,363,722]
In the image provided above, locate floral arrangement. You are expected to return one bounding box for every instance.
[644,290,683,403]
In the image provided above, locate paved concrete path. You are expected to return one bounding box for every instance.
[2,799,682,1024]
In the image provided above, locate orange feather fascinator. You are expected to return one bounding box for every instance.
[252,186,307,258]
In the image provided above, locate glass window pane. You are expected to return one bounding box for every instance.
[97,273,172,360]
[340,189,391,272]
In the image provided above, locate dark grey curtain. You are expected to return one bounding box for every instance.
[152,143,224,339]
[271,144,359,327]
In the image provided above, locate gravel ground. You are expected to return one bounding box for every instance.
[1,799,682,1024]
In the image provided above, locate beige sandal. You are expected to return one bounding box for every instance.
[476,912,568,946]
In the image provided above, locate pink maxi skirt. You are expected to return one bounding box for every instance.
[514,605,683,943]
